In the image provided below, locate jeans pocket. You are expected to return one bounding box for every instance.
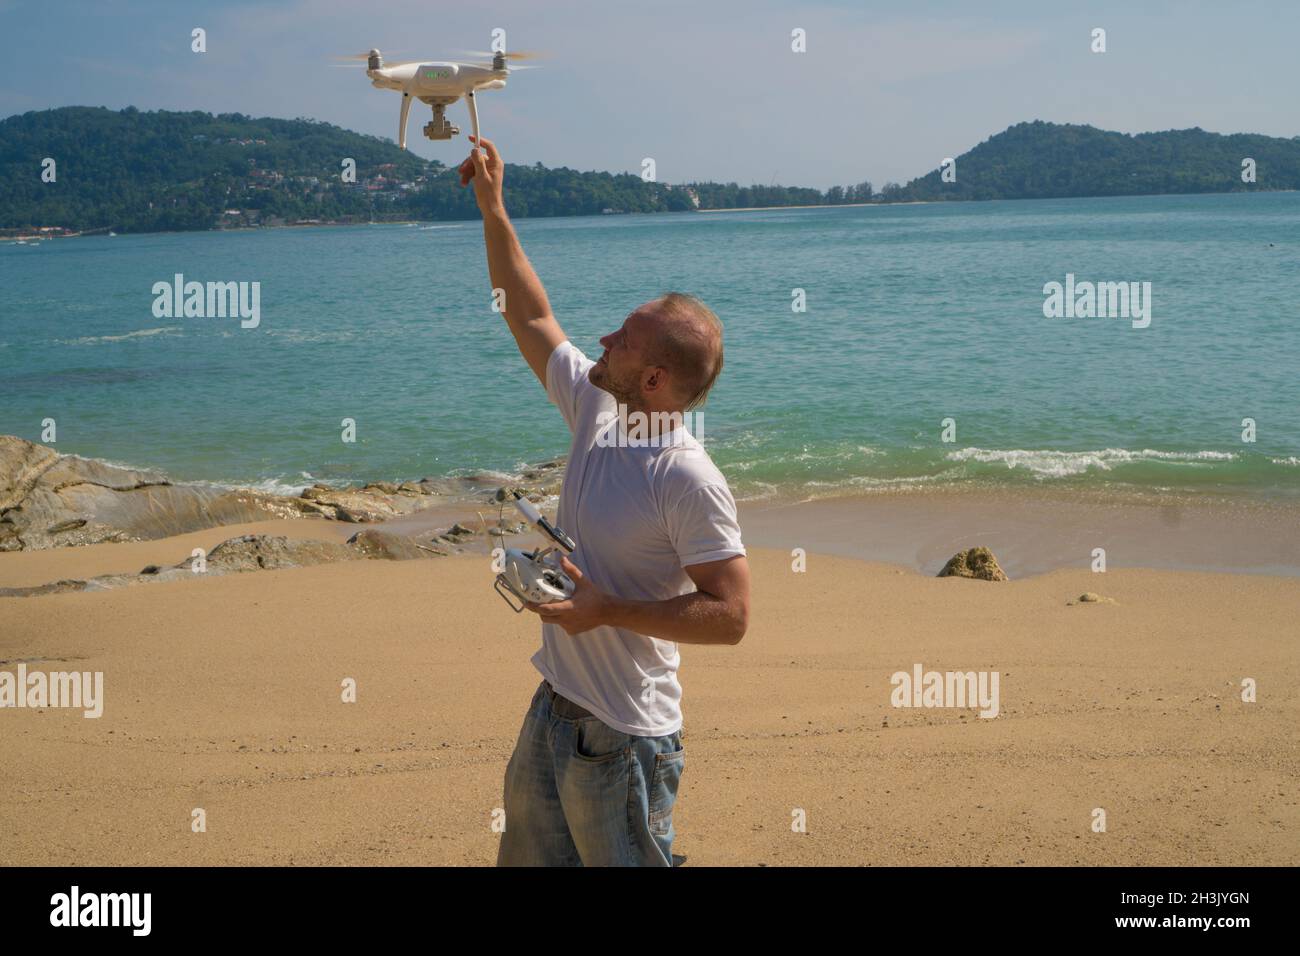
[572,716,631,764]
[647,744,686,836]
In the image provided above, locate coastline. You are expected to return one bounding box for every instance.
[0,219,433,243]
[10,188,1295,241]
[0,205,916,240]
[3,486,1297,589]
[692,200,928,213]
[3,432,1297,583]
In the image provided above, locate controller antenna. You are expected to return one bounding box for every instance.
[506,488,575,552]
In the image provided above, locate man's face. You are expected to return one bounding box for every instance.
[589,305,657,406]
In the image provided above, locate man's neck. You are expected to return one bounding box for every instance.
[616,401,688,440]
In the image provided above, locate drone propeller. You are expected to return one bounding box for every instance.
[456,48,548,62]
[330,58,453,72]
[333,49,404,61]
[334,55,493,70]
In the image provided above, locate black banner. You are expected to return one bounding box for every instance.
[0,865,1279,940]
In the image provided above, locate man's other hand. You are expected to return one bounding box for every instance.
[525,555,610,635]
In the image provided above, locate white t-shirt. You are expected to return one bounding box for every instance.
[531,340,746,736]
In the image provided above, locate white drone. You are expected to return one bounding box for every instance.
[337,47,538,150]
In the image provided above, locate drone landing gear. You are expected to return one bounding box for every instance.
[465,90,481,149]
[396,93,484,149]
[399,93,412,149]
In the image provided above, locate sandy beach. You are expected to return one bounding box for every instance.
[2,510,1296,866]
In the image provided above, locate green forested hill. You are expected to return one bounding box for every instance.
[0,106,704,232]
[899,121,1300,201]
[0,107,438,231]
[1,108,1296,234]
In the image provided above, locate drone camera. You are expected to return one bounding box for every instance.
[423,103,460,141]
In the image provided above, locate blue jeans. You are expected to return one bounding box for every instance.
[496,680,686,866]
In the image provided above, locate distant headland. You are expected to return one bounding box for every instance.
[2,107,1297,237]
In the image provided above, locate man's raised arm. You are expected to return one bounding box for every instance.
[458,136,565,386]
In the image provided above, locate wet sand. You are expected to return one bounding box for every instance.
[738,486,1300,579]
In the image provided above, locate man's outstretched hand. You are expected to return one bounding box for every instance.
[459,135,505,216]
[461,131,562,385]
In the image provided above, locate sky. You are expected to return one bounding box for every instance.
[2,0,1297,190]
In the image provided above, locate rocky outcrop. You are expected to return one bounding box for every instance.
[0,436,567,552]
[297,484,409,523]
[0,436,333,550]
[1,436,186,550]
[346,529,436,561]
[189,534,357,573]
[937,546,1008,582]
[0,530,448,597]
[1068,592,1117,605]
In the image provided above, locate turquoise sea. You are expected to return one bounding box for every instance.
[2,193,1298,501]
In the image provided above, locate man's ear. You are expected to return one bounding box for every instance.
[642,365,671,394]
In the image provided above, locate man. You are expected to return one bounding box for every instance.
[460,135,750,868]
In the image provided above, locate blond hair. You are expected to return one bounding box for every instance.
[649,292,724,411]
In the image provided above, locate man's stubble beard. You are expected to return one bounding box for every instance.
[592,363,641,411]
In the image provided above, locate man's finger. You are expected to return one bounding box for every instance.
[470,135,500,164]
[559,555,583,580]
